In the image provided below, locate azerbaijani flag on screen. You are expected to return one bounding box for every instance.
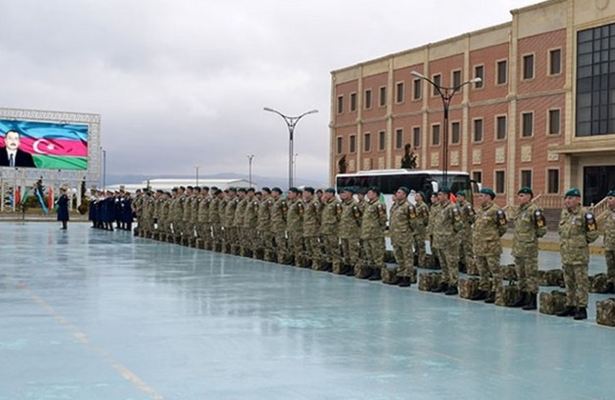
[0,119,88,170]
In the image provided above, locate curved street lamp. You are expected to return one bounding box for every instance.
[411,71,481,187]
[263,107,318,188]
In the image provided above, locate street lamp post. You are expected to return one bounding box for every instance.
[263,107,318,188]
[247,154,254,187]
[293,153,298,185]
[411,71,481,188]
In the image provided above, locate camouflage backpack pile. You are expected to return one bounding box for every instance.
[418,272,442,292]
[538,269,565,287]
[596,298,615,327]
[459,278,480,299]
[382,266,399,285]
[495,283,522,307]
[589,273,610,293]
[539,290,567,315]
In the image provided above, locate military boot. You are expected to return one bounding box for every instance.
[573,307,587,320]
[511,291,528,308]
[345,265,356,276]
[431,282,448,293]
[522,293,537,310]
[445,285,458,295]
[398,277,411,287]
[484,291,496,303]
[472,290,488,301]
[368,267,382,281]
[556,306,576,317]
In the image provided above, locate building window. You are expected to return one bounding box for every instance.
[521,170,532,188]
[413,127,421,148]
[395,129,403,149]
[576,23,615,137]
[349,135,356,153]
[378,131,385,151]
[364,133,371,152]
[549,49,562,75]
[522,54,534,80]
[413,78,422,100]
[452,69,462,89]
[496,115,507,140]
[522,112,533,137]
[337,96,344,114]
[432,124,440,145]
[432,74,441,96]
[396,82,405,103]
[473,118,483,142]
[336,137,343,154]
[379,86,387,107]
[350,93,357,112]
[548,109,561,135]
[364,89,372,109]
[472,171,482,183]
[496,60,507,85]
[474,65,484,89]
[547,169,560,194]
[451,121,461,144]
[495,170,506,194]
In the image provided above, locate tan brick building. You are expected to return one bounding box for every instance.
[330,0,615,208]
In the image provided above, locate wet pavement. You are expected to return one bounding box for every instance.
[0,223,613,400]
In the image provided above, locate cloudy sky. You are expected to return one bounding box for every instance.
[0,0,538,184]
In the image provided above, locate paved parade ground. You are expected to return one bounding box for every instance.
[0,223,613,400]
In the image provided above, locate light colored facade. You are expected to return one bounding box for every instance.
[330,0,615,207]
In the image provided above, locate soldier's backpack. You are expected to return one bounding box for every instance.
[423,254,440,270]
[354,264,372,279]
[418,272,442,292]
[539,269,565,287]
[596,298,615,327]
[459,277,480,299]
[501,264,518,282]
[496,283,522,307]
[539,290,567,315]
[382,266,399,285]
[589,273,610,293]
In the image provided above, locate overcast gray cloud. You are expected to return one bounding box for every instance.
[0,0,537,184]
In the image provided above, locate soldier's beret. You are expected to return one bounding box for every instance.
[480,188,496,199]
[608,189,615,197]
[517,187,533,196]
[247,187,255,193]
[261,187,271,193]
[194,187,201,192]
[238,188,247,193]
[316,189,323,194]
[456,191,466,197]
[438,186,451,194]
[359,187,369,195]
[416,191,426,200]
[564,188,581,197]
[367,186,380,195]
[202,186,210,191]
[304,187,315,194]
[289,187,300,194]
[211,186,218,191]
[398,186,410,195]
[325,188,336,194]
[171,188,178,192]
[187,186,193,190]
[341,187,355,194]
[156,189,163,193]
[229,187,237,192]
[179,186,186,190]
[272,187,282,194]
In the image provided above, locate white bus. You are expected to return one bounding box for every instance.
[335,169,478,210]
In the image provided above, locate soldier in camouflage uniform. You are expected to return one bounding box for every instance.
[256,187,274,261]
[171,187,185,243]
[432,188,464,295]
[412,192,429,268]
[361,187,387,281]
[319,188,342,273]
[210,189,224,252]
[510,187,547,310]
[152,189,164,240]
[302,187,324,270]
[456,191,477,275]
[557,188,600,320]
[427,193,442,268]
[242,188,259,257]
[158,191,170,240]
[600,190,615,293]
[189,187,202,247]
[132,190,144,236]
[181,187,194,245]
[389,186,416,287]
[472,188,508,303]
[232,188,248,255]
[223,188,238,253]
[339,188,361,276]
[286,187,306,267]
[141,191,155,238]
[271,188,289,264]
[196,187,211,249]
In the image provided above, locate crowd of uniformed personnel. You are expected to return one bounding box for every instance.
[92,184,615,322]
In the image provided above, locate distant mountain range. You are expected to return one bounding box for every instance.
[106,173,329,189]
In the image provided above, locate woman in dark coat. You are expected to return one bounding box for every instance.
[56,188,70,230]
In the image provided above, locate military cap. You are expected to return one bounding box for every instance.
[438,186,451,194]
[564,188,581,198]
[238,188,247,193]
[367,186,380,195]
[156,189,163,193]
[316,189,323,194]
[325,188,336,194]
[211,186,218,191]
[456,190,466,197]
[194,186,201,192]
[608,189,615,197]
[480,188,496,199]
[229,187,237,192]
[304,187,315,194]
[517,187,533,196]
[202,186,210,191]
[272,187,283,194]
[247,187,255,193]
[288,187,300,193]
[261,187,271,194]
[341,187,355,194]
[397,186,410,195]
[416,191,426,200]
[179,186,186,190]
[171,187,178,192]
[187,186,193,190]
[358,187,369,195]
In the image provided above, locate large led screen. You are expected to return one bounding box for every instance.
[0,119,88,170]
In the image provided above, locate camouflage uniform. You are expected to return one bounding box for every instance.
[210,195,224,251]
[320,197,342,271]
[511,203,546,295]
[287,198,306,267]
[389,199,416,279]
[457,199,477,275]
[360,198,387,277]
[339,198,362,274]
[473,202,507,298]
[242,196,259,256]
[271,197,289,263]
[224,196,238,253]
[190,195,201,245]
[197,195,212,249]
[603,206,615,286]
[133,194,144,235]
[412,200,429,268]
[303,198,323,270]
[160,197,171,238]
[233,196,248,255]
[432,200,464,289]
[256,196,274,261]
[183,195,194,244]
[171,194,185,242]
[559,206,600,308]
